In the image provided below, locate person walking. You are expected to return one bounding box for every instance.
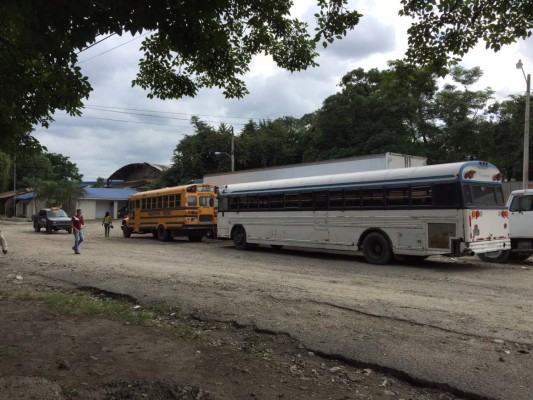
[102,211,113,238]
[71,209,84,254]
[0,229,8,254]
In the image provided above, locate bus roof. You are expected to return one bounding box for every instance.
[218,161,502,195]
[129,183,215,199]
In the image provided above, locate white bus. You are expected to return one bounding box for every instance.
[216,161,510,264]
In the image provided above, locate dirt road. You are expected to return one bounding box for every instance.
[1,219,532,399]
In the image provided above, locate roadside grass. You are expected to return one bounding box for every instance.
[2,289,197,338]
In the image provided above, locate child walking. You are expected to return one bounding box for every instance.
[102,211,113,238]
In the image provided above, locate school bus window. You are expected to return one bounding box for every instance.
[162,196,168,208]
[135,200,140,209]
[141,198,147,209]
[187,196,197,207]
[284,193,299,208]
[175,195,181,207]
[199,196,214,207]
[168,195,175,208]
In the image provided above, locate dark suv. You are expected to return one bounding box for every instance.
[33,208,72,234]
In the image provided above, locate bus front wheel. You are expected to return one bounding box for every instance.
[233,226,248,250]
[362,232,392,265]
[122,226,132,238]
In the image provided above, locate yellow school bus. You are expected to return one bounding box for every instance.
[121,184,217,241]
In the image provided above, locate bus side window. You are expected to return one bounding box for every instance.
[329,191,344,208]
[248,195,258,209]
[362,189,384,207]
[300,192,313,208]
[187,196,197,207]
[270,194,283,209]
[432,183,458,206]
[314,192,328,209]
[411,186,432,206]
[162,196,168,208]
[169,195,175,208]
[284,193,299,208]
[229,197,239,210]
[345,189,360,208]
[386,187,409,206]
[258,195,269,209]
[135,200,140,209]
[238,196,248,209]
[141,198,147,210]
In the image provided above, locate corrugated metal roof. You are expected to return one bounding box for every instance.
[82,188,137,200]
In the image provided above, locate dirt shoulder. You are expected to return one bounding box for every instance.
[0,275,460,400]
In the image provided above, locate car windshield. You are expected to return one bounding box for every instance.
[47,210,68,218]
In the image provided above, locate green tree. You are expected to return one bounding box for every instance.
[400,0,533,68]
[93,177,107,188]
[0,0,360,154]
[307,64,438,161]
[0,151,12,192]
[423,66,494,163]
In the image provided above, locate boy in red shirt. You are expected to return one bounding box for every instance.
[71,209,84,254]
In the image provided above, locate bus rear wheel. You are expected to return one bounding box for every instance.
[478,250,510,263]
[362,232,392,265]
[233,226,248,250]
[157,225,170,242]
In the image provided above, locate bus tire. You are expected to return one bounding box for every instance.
[509,252,530,262]
[122,226,132,238]
[478,250,510,263]
[157,225,170,242]
[233,226,248,250]
[362,232,392,265]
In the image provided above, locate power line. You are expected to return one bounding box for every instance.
[76,33,117,54]
[85,104,259,121]
[55,113,194,129]
[77,32,152,64]
[83,106,248,125]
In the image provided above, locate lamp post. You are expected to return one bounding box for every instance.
[214,127,235,172]
[516,59,531,189]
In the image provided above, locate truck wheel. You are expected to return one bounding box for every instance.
[157,225,170,242]
[362,232,393,265]
[478,250,510,263]
[34,223,41,232]
[233,226,248,250]
[45,223,52,234]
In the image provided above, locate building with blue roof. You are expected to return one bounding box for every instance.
[15,187,137,220]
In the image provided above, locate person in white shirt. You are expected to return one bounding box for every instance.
[0,229,8,254]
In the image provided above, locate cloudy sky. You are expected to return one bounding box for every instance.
[33,0,533,181]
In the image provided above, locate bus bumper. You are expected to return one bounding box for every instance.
[461,239,511,256]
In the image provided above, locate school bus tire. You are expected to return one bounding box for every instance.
[122,226,132,238]
[233,226,248,250]
[362,232,392,265]
[157,225,170,242]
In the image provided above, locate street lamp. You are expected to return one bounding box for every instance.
[214,151,234,172]
[214,127,235,172]
[516,59,531,189]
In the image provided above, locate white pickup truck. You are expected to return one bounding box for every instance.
[479,189,533,262]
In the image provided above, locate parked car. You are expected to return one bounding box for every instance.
[32,207,72,234]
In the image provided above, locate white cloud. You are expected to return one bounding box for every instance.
[32,0,531,180]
